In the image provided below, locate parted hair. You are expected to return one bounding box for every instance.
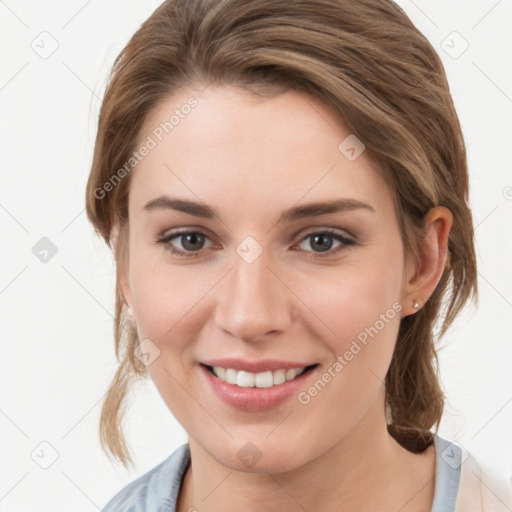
[86,0,478,468]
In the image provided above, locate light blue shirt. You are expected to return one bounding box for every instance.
[102,433,461,511]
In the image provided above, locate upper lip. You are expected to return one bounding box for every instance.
[201,358,317,373]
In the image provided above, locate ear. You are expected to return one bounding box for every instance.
[402,206,453,316]
[111,222,133,310]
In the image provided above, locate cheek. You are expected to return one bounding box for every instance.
[129,262,208,343]
[299,249,404,401]
[292,269,403,436]
[127,261,208,419]
[306,253,403,342]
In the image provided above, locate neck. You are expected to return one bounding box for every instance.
[177,394,436,512]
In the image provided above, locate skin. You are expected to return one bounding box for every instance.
[114,85,452,511]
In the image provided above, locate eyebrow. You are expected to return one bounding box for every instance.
[143,196,375,223]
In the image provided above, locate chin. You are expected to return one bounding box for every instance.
[204,436,313,474]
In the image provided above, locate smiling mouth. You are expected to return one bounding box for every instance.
[201,363,318,388]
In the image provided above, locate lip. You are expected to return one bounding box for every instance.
[201,358,316,373]
[200,362,318,412]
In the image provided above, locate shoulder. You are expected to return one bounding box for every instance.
[430,434,512,512]
[432,434,512,512]
[455,446,512,512]
[101,443,190,512]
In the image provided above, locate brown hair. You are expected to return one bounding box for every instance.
[86,0,477,468]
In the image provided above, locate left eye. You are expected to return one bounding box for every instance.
[157,229,354,258]
[296,230,354,254]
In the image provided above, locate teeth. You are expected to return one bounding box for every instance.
[237,371,255,387]
[211,366,307,387]
[286,368,298,381]
[225,368,237,385]
[215,367,226,381]
[255,371,273,388]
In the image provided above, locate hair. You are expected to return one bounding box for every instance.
[86,0,477,468]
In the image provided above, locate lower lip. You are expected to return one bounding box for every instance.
[200,364,316,412]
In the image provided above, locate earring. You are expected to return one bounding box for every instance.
[126,305,136,324]
[413,300,420,309]
[385,402,392,425]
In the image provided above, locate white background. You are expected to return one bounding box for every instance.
[1,0,511,510]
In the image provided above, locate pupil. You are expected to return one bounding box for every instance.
[182,233,204,251]
[312,234,332,252]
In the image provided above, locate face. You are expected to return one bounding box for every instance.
[120,85,411,472]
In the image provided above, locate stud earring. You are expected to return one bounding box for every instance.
[413,300,419,309]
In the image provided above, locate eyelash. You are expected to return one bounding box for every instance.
[155,228,356,259]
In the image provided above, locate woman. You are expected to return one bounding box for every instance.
[86,0,512,510]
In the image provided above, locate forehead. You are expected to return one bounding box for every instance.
[128,85,393,218]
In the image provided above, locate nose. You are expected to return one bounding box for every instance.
[213,246,293,343]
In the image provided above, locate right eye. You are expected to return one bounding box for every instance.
[157,230,214,258]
